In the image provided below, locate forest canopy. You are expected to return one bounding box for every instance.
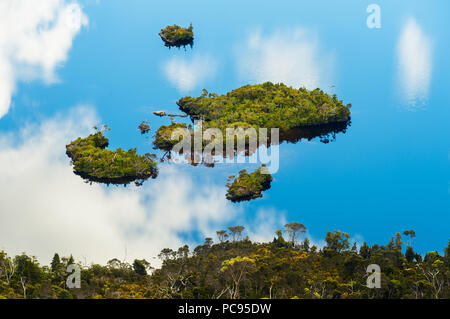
[1,229,448,299]
[66,127,158,185]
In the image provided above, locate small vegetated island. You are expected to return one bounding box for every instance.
[153,122,190,151]
[137,121,150,135]
[159,24,194,48]
[226,166,273,202]
[66,126,158,186]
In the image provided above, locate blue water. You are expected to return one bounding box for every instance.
[1,0,449,256]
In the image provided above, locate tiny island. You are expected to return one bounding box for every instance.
[138,121,150,135]
[66,126,158,186]
[159,24,194,48]
[226,166,273,203]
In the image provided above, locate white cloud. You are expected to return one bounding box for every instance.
[244,209,287,243]
[0,0,88,118]
[163,54,217,92]
[396,18,433,109]
[236,28,334,90]
[0,106,239,266]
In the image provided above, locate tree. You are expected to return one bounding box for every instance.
[66,255,75,266]
[324,231,350,254]
[301,238,310,252]
[159,248,176,261]
[133,259,150,276]
[419,253,445,299]
[388,237,395,250]
[216,230,228,243]
[0,251,16,285]
[360,242,371,259]
[51,253,61,272]
[204,238,213,247]
[177,245,190,259]
[284,222,307,245]
[14,254,42,299]
[403,230,416,247]
[445,239,450,264]
[394,232,403,250]
[228,226,245,242]
[272,230,289,248]
[220,256,256,299]
[405,246,415,263]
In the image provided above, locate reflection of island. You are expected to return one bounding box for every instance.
[152,119,350,165]
[66,126,158,186]
[226,166,273,203]
[279,119,351,144]
[159,24,194,48]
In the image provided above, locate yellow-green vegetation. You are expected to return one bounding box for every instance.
[153,122,191,151]
[177,82,351,133]
[66,127,158,185]
[159,24,194,47]
[226,166,273,202]
[1,230,448,299]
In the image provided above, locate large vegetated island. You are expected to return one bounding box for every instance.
[159,24,194,48]
[66,127,158,186]
[154,82,352,152]
[177,82,351,133]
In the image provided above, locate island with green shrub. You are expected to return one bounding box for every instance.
[153,122,191,151]
[226,166,273,202]
[66,126,158,185]
[159,24,194,48]
[152,82,351,154]
[177,82,351,133]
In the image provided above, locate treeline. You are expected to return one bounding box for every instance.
[0,226,449,299]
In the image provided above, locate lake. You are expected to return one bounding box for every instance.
[0,0,448,263]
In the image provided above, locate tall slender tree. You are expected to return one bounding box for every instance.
[284,223,307,244]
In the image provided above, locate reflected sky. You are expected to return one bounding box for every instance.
[0,0,449,263]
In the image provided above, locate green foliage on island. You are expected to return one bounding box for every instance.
[1,229,448,299]
[66,126,158,185]
[177,82,351,133]
[151,83,351,159]
[226,166,273,202]
[153,122,191,151]
[159,24,194,47]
